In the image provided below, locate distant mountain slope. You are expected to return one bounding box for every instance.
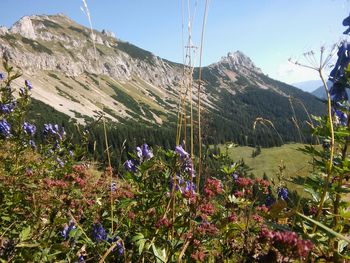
[292,80,322,93]
[0,14,326,145]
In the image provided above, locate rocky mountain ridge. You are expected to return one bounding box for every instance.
[0,14,325,144]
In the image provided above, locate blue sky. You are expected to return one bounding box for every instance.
[1,0,350,84]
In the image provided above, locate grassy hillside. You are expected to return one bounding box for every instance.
[222,143,316,195]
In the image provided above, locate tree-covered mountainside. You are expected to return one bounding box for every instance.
[0,14,326,147]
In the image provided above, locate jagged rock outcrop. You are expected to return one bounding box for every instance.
[10,16,37,39]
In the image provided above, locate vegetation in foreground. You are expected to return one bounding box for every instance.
[1,10,350,263]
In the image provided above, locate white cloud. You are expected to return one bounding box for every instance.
[273,61,319,84]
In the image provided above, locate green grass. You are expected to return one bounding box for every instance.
[222,143,316,195]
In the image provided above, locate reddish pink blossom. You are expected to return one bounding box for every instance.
[199,203,215,215]
[203,178,223,198]
[191,250,206,262]
[256,205,269,213]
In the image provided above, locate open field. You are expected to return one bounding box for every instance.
[222,143,317,195]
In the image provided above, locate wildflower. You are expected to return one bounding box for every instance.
[0,119,11,137]
[175,145,189,159]
[334,108,348,126]
[199,203,215,215]
[19,87,25,96]
[23,122,36,136]
[203,178,223,198]
[191,250,206,262]
[61,221,76,240]
[91,223,108,242]
[25,80,33,90]
[116,241,124,256]
[43,123,66,140]
[0,101,16,114]
[111,182,117,192]
[124,159,137,172]
[57,157,65,168]
[25,168,33,176]
[0,72,5,80]
[155,218,171,228]
[231,172,239,180]
[29,139,36,149]
[235,177,254,187]
[277,187,288,200]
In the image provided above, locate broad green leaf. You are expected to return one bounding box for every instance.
[152,244,166,263]
[20,226,31,242]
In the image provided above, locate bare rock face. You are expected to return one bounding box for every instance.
[102,29,116,38]
[0,26,8,36]
[10,16,37,39]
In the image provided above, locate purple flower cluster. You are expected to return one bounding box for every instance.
[328,16,350,126]
[91,223,124,255]
[61,221,76,240]
[169,174,196,195]
[136,143,153,161]
[260,228,313,258]
[25,80,33,90]
[0,72,5,80]
[175,145,195,178]
[124,159,137,172]
[277,187,288,200]
[43,123,66,140]
[124,143,153,172]
[0,101,16,114]
[23,122,36,136]
[0,119,11,138]
[91,223,108,242]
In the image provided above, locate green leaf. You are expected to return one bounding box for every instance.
[16,242,40,248]
[138,239,146,255]
[19,226,31,242]
[296,212,350,243]
[151,244,166,263]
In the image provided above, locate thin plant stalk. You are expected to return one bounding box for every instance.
[196,0,210,190]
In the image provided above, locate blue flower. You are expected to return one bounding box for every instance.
[0,72,5,80]
[61,221,76,240]
[124,159,137,172]
[19,87,25,96]
[0,101,16,114]
[141,144,153,160]
[277,187,289,200]
[175,145,189,159]
[23,122,36,136]
[25,80,33,90]
[43,123,66,140]
[91,223,108,242]
[135,144,153,161]
[116,241,124,256]
[111,182,117,192]
[335,109,348,126]
[0,119,11,138]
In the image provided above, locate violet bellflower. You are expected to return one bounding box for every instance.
[91,223,108,242]
[61,221,76,240]
[23,122,36,136]
[277,187,289,200]
[25,80,33,90]
[124,159,137,172]
[0,119,11,138]
[0,72,5,80]
[0,101,16,114]
[136,144,153,161]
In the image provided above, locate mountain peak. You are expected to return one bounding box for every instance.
[221,51,261,73]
